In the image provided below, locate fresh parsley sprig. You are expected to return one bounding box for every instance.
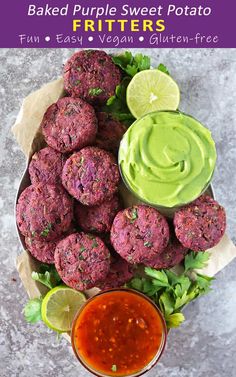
[128,251,214,328]
[157,63,170,75]
[103,77,135,126]
[31,264,61,289]
[112,51,151,77]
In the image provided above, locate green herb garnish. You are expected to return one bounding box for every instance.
[127,251,214,328]
[103,77,134,127]
[106,52,170,127]
[125,208,138,223]
[111,365,117,372]
[40,223,52,238]
[144,241,153,248]
[112,51,150,77]
[31,264,61,289]
[23,297,42,324]
[89,87,103,96]
[130,208,138,222]
[184,251,210,271]
[92,240,99,248]
[157,63,170,75]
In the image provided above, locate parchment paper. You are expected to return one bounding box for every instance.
[12,78,236,340]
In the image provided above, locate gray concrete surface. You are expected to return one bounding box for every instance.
[0,48,236,377]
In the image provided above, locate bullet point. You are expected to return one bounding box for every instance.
[139,36,144,42]
[88,36,93,42]
[45,36,50,42]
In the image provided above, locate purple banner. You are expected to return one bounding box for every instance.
[0,0,235,48]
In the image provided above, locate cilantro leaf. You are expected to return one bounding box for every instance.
[184,251,210,271]
[159,291,175,316]
[129,277,143,291]
[130,208,138,222]
[143,280,162,296]
[142,279,153,293]
[92,240,99,248]
[157,63,170,75]
[134,54,150,71]
[89,88,103,96]
[195,273,215,292]
[32,271,53,289]
[32,265,61,289]
[128,277,162,297]
[165,313,185,328]
[103,77,135,127]
[125,64,138,77]
[112,51,133,69]
[173,276,191,297]
[143,241,153,248]
[110,113,134,122]
[174,291,191,310]
[144,268,169,287]
[40,223,52,238]
[112,51,150,77]
[165,269,181,286]
[111,365,117,372]
[23,297,42,323]
[106,95,116,106]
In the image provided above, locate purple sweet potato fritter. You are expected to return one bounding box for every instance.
[110,205,170,264]
[174,195,226,251]
[74,194,121,233]
[16,185,34,236]
[62,147,120,206]
[16,184,73,241]
[97,255,134,290]
[29,146,66,186]
[25,225,75,264]
[54,232,110,290]
[144,230,188,269]
[41,97,97,153]
[63,50,121,105]
[94,112,126,154]
[25,237,59,264]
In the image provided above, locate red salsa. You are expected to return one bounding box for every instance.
[72,290,166,376]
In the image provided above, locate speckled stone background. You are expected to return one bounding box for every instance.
[0,48,236,377]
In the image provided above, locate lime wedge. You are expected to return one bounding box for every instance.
[126,69,180,118]
[41,286,86,332]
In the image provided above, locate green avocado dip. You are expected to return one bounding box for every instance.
[119,111,216,208]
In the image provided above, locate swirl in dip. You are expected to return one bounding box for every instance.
[119,111,216,208]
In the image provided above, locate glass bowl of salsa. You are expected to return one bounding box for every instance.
[71,288,167,377]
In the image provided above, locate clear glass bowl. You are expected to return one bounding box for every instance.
[118,110,216,217]
[71,288,167,377]
[119,170,215,218]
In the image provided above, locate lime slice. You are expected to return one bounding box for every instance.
[41,285,86,332]
[126,69,180,118]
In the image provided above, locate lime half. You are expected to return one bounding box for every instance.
[126,69,180,118]
[41,286,86,332]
